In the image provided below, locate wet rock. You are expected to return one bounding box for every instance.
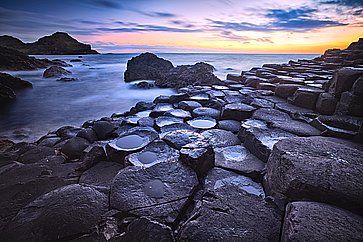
[110,161,198,223]
[56,126,83,139]
[76,146,107,172]
[221,103,256,121]
[77,128,98,143]
[43,66,71,78]
[180,141,215,178]
[169,92,189,103]
[288,87,324,109]
[155,116,184,131]
[179,168,282,241]
[154,95,170,103]
[275,84,301,98]
[150,103,174,118]
[272,119,321,136]
[187,116,217,130]
[79,162,123,187]
[250,98,275,108]
[135,81,154,89]
[162,130,203,150]
[164,109,191,120]
[106,127,158,164]
[202,129,241,148]
[252,108,290,123]
[315,92,338,115]
[57,77,78,82]
[257,82,276,91]
[227,73,244,82]
[92,120,116,140]
[159,123,196,135]
[177,100,202,112]
[238,119,268,142]
[217,119,241,133]
[188,93,210,105]
[138,116,155,127]
[282,202,363,242]
[244,127,296,162]
[0,162,76,233]
[124,53,174,82]
[61,137,90,160]
[118,217,175,241]
[37,135,61,147]
[192,107,220,119]
[1,184,108,242]
[0,72,32,100]
[125,140,179,167]
[266,136,363,214]
[215,145,265,180]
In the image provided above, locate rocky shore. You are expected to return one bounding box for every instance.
[0,39,363,241]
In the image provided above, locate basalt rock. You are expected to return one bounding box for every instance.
[0,72,32,101]
[43,66,71,78]
[282,201,363,242]
[266,136,363,215]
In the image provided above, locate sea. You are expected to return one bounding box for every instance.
[0,53,317,142]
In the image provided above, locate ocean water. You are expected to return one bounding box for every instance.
[0,53,317,142]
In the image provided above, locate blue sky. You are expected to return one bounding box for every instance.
[0,0,362,53]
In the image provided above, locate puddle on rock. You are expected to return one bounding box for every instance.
[187,118,217,129]
[143,179,165,199]
[138,151,158,165]
[116,135,146,150]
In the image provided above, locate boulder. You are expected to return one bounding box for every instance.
[335,91,363,117]
[110,161,198,223]
[275,84,301,98]
[179,168,282,241]
[61,137,90,160]
[288,87,323,110]
[217,119,241,133]
[177,100,202,112]
[162,130,203,150]
[266,136,363,215]
[76,146,107,172]
[43,66,71,78]
[221,103,256,121]
[201,129,241,148]
[79,162,123,187]
[352,76,363,96]
[315,92,338,115]
[92,120,116,140]
[18,145,55,164]
[1,184,108,242]
[282,202,363,242]
[124,53,174,82]
[329,67,363,96]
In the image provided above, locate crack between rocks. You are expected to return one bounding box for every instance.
[126,196,190,212]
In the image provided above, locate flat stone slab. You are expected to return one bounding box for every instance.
[162,130,204,150]
[125,140,179,167]
[221,103,256,121]
[266,136,363,214]
[192,107,220,119]
[244,127,296,162]
[282,202,363,242]
[179,168,282,241]
[1,184,108,242]
[202,129,241,148]
[79,162,123,187]
[215,145,265,179]
[110,161,198,223]
[217,119,241,133]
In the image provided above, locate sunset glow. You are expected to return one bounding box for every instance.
[1,0,362,53]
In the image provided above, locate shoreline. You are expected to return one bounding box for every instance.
[0,39,362,240]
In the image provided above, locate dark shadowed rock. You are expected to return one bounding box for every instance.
[124,53,174,82]
[329,67,363,96]
[217,119,241,133]
[266,136,363,215]
[315,92,338,115]
[0,162,76,233]
[177,100,202,112]
[118,217,175,241]
[275,84,301,98]
[18,145,54,164]
[288,87,323,110]
[76,146,107,172]
[0,72,32,101]
[150,103,174,118]
[215,145,265,180]
[110,161,198,223]
[0,46,67,71]
[282,202,363,242]
[77,128,98,143]
[61,137,90,160]
[179,168,282,241]
[79,162,123,187]
[1,184,108,242]
[56,126,83,139]
[43,66,71,78]
[92,120,116,140]
[0,32,98,55]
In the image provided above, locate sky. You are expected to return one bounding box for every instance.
[0,0,362,53]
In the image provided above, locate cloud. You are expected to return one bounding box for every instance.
[143,11,177,18]
[209,7,347,32]
[321,0,363,7]
[88,0,122,9]
[219,30,273,43]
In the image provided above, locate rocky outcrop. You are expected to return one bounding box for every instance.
[43,66,71,78]
[124,53,221,88]
[0,32,98,55]
[0,72,32,101]
[0,46,67,71]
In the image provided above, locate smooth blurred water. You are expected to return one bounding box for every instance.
[0,53,317,142]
